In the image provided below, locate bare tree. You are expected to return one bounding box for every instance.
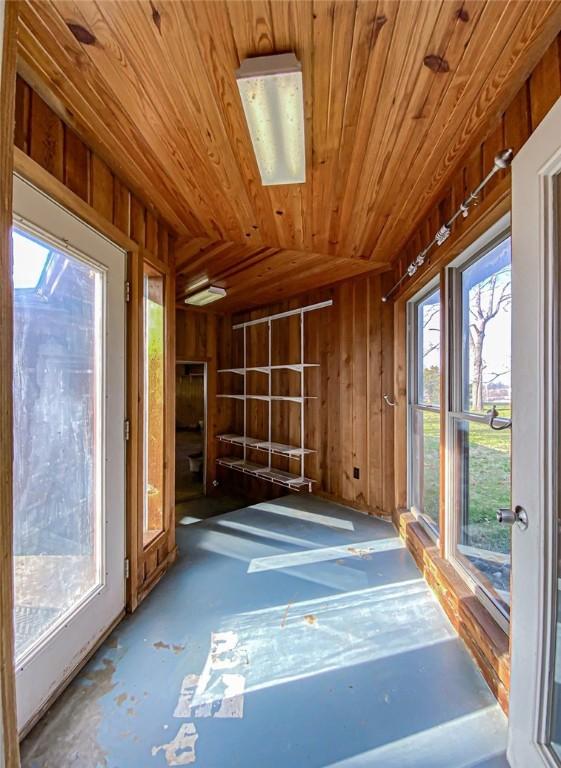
[422,303,440,360]
[469,269,511,411]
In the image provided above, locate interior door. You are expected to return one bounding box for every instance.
[11,175,126,733]
[508,95,561,766]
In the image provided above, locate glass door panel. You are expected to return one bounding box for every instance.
[143,266,165,545]
[12,227,103,661]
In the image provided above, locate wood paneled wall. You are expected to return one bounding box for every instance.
[176,308,219,494]
[213,274,395,516]
[14,75,174,263]
[13,74,176,610]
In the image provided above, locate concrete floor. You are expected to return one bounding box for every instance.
[175,492,251,526]
[21,495,509,768]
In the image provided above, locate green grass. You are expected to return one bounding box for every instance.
[420,404,511,554]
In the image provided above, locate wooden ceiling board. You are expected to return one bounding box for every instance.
[16,0,561,310]
[175,238,388,312]
[370,0,561,260]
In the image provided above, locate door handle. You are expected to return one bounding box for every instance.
[497,505,528,531]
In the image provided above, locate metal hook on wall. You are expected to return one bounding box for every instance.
[383,394,398,407]
[487,405,512,431]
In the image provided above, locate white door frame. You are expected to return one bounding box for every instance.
[12,174,127,734]
[508,95,561,766]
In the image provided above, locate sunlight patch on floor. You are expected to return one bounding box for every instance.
[253,501,356,530]
[247,537,404,573]
[211,578,453,694]
[326,705,507,768]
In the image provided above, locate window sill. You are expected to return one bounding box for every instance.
[397,508,510,713]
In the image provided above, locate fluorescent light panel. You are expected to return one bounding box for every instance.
[186,275,209,292]
[236,53,305,186]
[185,285,226,306]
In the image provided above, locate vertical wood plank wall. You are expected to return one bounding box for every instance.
[13,75,177,609]
[1,3,20,765]
[206,276,395,516]
[175,308,219,494]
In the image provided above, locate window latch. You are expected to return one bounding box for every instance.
[487,405,512,431]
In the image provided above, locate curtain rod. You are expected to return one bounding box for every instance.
[381,148,514,303]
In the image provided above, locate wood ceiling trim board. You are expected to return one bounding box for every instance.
[356,0,488,259]
[335,0,420,259]
[175,237,216,271]
[376,0,561,262]
[54,0,240,241]
[369,0,525,258]
[17,4,191,235]
[310,0,357,256]
[186,0,280,247]
[339,0,444,259]
[150,1,263,244]
[176,239,251,276]
[325,0,384,254]
[225,0,308,253]
[19,4,181,228]
[208,247,282,283]
[212,248,375,306]
[177,244,277,292]
[269,0,314,251]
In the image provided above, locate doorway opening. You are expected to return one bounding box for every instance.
[175,362,207,509]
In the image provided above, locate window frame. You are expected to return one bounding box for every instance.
[407,275,442,543]
[142,260,167,549]
[445,214,512,633]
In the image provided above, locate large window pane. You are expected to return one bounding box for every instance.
[144,267,165,545]
[411,409,440,531]
[462,239,511,414]
[417,290,441,406]
[453,417,511,615]
[12,228,103,660]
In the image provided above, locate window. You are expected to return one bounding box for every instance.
[409,285,441,535]
[144,265,165,546]
[448,235,512,623]
[12,227,103,659]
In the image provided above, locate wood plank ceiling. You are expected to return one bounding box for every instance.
[17,0,561,310]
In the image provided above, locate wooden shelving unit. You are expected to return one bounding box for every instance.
[216,300,332,492]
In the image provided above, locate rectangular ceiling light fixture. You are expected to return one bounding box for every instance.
[185,285,227,306]
[236,53,306,186]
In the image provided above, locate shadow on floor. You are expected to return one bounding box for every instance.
[21,494,509,768]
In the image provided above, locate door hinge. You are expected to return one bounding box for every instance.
[125,281,131,303]
[124,419,130,441]
[124,558,130,579]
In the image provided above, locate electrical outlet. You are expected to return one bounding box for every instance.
[353,467,360,480]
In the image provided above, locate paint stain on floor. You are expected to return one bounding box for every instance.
[21,494,509,768]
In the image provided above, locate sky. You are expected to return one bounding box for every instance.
[12,229,50,290]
